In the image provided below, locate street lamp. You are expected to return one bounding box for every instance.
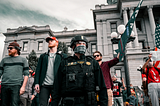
[111,24,135,97]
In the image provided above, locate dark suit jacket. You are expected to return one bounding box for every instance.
[34,52,67,86]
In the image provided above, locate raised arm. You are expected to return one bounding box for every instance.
[142,54,152,73]
[117,52,120,59]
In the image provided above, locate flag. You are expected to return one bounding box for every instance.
[154,47,160,68]
[117,0,143,61]
[155,24,160,49]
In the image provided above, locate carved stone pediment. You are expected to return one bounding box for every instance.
[15,26,36,33]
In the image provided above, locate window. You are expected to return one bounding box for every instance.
[112,0,117,4]
[139,40,147,52]
[136,21,142,32]
[23,42,28,51]
[110,22,117,33]
[114,69,121,82]
[91,43,97,54]
[38,41,43,51]
[112,44,118,58]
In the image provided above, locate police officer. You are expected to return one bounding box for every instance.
[51,35,108,106]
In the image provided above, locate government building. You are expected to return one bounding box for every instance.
[2,0,160,91]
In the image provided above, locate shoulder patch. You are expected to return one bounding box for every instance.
[86,62,91,65]
[67,62,77,66]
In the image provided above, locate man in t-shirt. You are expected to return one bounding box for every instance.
[142,54,160,106]
[112,75,123,106]
[0,41,29,106]
[34,37,67,106]
[93,51,119,106]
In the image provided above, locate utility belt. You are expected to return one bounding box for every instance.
[61,91,96,106]
[61,97,85,106]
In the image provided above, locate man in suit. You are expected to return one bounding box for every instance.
[34,37,67,106]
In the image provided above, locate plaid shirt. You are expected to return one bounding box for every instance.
[100,58,119,89]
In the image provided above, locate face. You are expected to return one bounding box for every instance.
[75,41,86,47]
[72,41,86,50]
[147,60,154,67]
[48,39,58,48]
[7,46,17,56]
[93,53,102,61]
[112,77,117,81]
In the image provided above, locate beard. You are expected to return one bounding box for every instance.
[8,51,16,57]
[96,59,102,62]
[48,43,57,48]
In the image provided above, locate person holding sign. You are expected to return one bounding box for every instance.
[142,54,160,106]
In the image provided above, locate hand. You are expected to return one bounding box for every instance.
[31,95,35,100]
[35,84,40,93]
[142,77,147,82]
[29,70,33,73]
[117,53,120,59]
[20,86,25,95]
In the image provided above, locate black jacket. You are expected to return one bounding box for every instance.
[34,52,67,86]
[51,55,108,106]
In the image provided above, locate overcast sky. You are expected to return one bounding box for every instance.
[0,0,107,60]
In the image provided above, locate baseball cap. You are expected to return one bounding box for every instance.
[46,37,58,43]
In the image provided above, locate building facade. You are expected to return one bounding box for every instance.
[92,0,160,87]
[2,0,160,88]
[3,25,97,58]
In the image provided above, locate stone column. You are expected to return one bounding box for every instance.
[123,8,132,48]
[129,7,139,48]
[96,20,103,54]
[30,40,35,52]
[123,8,129,25]
[2,42,8,58]
[102,20,109,55]
[147,5,156,46]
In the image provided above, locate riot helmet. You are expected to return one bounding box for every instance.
[70,35,88,49]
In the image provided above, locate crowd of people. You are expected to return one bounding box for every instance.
[0,35,159,106]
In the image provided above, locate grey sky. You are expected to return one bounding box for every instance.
[0,0,106,60]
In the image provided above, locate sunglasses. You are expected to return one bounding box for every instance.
[7,47,14,50]
[93,55,100,58]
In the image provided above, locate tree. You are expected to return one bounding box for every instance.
[58,42,70,56]
[26,50,38,72]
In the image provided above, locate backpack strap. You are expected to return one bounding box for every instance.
[154,67,160,74]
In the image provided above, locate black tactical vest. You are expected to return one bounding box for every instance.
[61,56,96,96]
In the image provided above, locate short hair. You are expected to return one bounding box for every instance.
[93,51,102,57]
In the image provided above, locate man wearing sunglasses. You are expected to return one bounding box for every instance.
[51,35,107,106]
[0,41,29,106]
[142,54,160,106]
[93,51,119,106]
[34,37,67,106]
